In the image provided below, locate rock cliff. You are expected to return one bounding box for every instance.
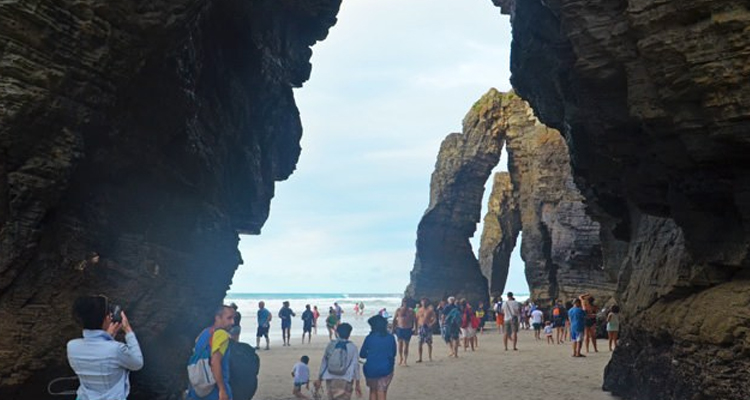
[478,172,520,295]
[406,89,510,304]
[497,0,750,398]
[0,1,341,399]
[478,94,615,305]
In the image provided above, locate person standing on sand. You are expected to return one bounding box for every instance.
[257,301,272,350]
[415,298,436,362]
[476,301,487,334]
[544,321,554,344]
[552,300,565,344]
[607,305,620,351]
[360,315,397,400]
[531,307,544,340]
[359,302,365,316]
[579,294,599,353]
[229,302,242,342]
[459,299,477,352]
[187,305,235,400]
[493,296,504,334]
[302,304,315,344]
[501,292,521,351]
[315,323,362,400]
[67,295,143,400]
[279,301,297,347]
[313,306,320,335]
[334,302,344,322]
[393,298,417,366]
[441,296,461,358]
[569,298,586,357]
[326,309,339,340]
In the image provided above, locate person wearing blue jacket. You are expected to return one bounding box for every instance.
[359,315,397,400]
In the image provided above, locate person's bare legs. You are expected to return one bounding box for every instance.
[403,341,410,365]
[452,339,459,357]
[398,339,405,365]
[503,331,509,351]
[591,327,598,352]
[369,389,377,400]
[512,330,518,350]
[428,341,433,361]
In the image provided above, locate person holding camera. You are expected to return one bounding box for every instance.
[67,295,144,400]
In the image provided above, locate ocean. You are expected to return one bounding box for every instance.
[224,292,529,342]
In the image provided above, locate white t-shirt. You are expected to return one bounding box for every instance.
[502,300,520,321]
[531,309,544,324]
[544,325,553,335]
[292,361,310,384]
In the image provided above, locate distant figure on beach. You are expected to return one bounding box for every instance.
[292,355,311,399]
[257,301,272,350]
[606,305,620,351]
[67,295,143,400]
[531,307,544,340]
[360,315,397,400]
[230,302,242,342]
[354,303,360,316]
[441,296,461,358]
[187,305,235,400]
[552,300,566,344]
[459,299,477,351]
[279,301,297,347]
[313,306,320,335]
[415,298,436,362]
[580,294,599,353]
[315,323,362,400]
[493,296,504,335]
[501,292,521,351]
[569,298,586,357]
[394,298,417,366]
[359,301,365,316]
[326,308,339,340]
[302,304,315,344]
[475,301,487,334]
[334,302,344,322]
[544,321,554,344]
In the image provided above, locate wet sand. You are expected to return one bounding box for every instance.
[250,326,619,400]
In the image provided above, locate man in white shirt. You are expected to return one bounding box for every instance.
[531,307,544,340]
[67,295,143,400]
[314,323,362,399]
[501,292,521,351]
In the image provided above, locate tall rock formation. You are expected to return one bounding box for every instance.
[495,0,750,398]
[0,1,341,399]
[478,172,520,295]
[478,94,615,305]
[406,89,510,304]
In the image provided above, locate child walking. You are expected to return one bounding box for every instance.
[607,305,620,351]
[544,321,554,344]
[292,355,311,399]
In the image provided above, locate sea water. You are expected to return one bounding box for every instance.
[224,292,529,343]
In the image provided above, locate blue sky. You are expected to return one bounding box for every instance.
[230,0,529,294]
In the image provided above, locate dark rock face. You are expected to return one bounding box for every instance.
[498,0,750,398]
[478,172,520,295]
[406,89,510,304]
[0,1,341,399]
[478,95,615,305]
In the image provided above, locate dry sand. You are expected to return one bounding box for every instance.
[250,327,619,400]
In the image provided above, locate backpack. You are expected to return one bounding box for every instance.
[445,307,462,328]
[187,329,216,397]
[553,307,561,317]
[323,339,350,376]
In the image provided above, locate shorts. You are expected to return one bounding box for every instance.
[366,373,393,392]
[229,326,241,337]
[533,323,542,331]
[303,323,312,333]
[504,317,519,335]
[585,318,596,328]
[282,320,291,330]
[396,327,413,342]
[495,314,504,326]
[418,325,433,345]
[257,325,269,338]
[552,318,563,328]
[571,329,584,342]
[461,327,476,338]
[325,379,353,400]
[294,381,308,390]
[442,325,460,342]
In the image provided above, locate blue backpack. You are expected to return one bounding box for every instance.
[187,329,216,397]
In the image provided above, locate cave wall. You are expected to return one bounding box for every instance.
[496,0,750,398]
[0,1,341,399]
[405,89,510,304]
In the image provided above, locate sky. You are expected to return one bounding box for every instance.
[230,0,529,295]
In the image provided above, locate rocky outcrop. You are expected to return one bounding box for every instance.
[478,94,616,305]
[478,172,520,295]
[0,1,341,399]
[406,89,511,304]
[497,0,750,398]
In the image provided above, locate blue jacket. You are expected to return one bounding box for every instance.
[359,332,396,379]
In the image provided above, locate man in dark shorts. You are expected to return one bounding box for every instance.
[552,299,566,344]
[256,301,272,350]
[229,302,242,341]
[393,298,416,366]
[301,304,314,344]
[279,301,296,347]
[441,296,461,358]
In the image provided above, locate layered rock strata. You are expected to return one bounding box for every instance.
[406,89,509,304]
[478,95,616,305]
[496,0,750,398]
[0,1,341,399]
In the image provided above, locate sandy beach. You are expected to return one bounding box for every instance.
[251,326,619,400]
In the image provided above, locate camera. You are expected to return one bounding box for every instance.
[110,304,123,323]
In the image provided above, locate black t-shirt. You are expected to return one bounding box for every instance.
[233,311,242,327]
[279,307,294,322]
[302,310,314,326]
